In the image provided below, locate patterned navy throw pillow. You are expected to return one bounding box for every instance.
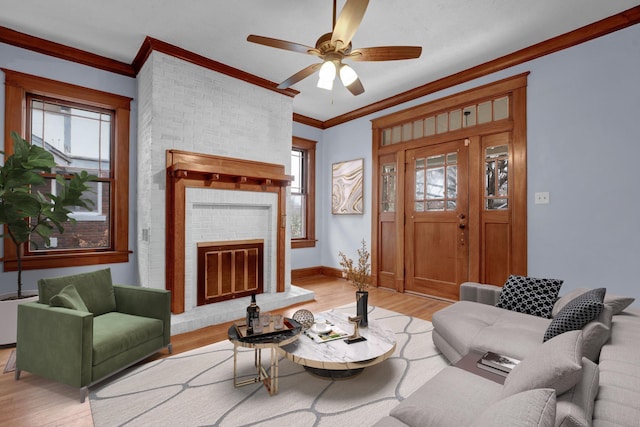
[495,275,564,319]
[543,287,606,342]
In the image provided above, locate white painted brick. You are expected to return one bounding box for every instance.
[137,51,293,301]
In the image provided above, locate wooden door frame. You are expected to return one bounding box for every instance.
[371,73,528,296]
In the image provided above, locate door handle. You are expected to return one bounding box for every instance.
[459,223,466,229]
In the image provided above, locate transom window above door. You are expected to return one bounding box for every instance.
[380,95,510,146]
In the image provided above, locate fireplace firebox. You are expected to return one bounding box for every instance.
[197,239,264,305]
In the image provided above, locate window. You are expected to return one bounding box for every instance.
[291,137,316,248]
[485,145,509,210]
[2,69,131,270]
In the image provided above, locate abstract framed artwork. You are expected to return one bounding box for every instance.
[332,158,364,214]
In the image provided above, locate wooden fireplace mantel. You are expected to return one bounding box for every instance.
[166,149,293,314]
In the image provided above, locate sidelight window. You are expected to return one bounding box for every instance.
[485,145,509,210]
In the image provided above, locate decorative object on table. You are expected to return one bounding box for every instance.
[304,321,350,344]
[332,158,364,214]
[0,131,96,345]
[245,293,260,335]
[260,312,271,327]
[233,318,298,340]
[338,239,371,326]
[273,314,284,330]
[345,315,367,344]
[476,351,520,377]
[292,309,315,329]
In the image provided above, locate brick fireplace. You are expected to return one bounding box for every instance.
[135,50,315,333]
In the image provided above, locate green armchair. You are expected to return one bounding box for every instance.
[16,268,172,402]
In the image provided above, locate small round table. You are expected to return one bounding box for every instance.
[280,311,396,379]
[227,318,301,395]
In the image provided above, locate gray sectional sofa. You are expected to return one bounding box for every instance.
[375,281,639,427]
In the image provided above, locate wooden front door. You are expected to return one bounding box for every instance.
[405,140,469,299]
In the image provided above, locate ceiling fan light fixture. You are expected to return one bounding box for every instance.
[317,60,337,90]
[339,64,358,86]
[317,76,334,90]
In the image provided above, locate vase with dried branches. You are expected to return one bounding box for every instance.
[338,239,371,326]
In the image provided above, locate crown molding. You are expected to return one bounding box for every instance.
[0,26,135,77]
[292,113,326,129]
[132,36,299,98]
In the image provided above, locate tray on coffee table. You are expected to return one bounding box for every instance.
[234,319,297,340]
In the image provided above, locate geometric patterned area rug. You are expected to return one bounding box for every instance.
[90,305,449,426]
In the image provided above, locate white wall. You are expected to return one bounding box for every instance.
[0,43,139,294]
[291,23,640,301]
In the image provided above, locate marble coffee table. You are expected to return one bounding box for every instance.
[280,310,396,378]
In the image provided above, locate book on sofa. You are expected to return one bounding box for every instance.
[476,351,520,376]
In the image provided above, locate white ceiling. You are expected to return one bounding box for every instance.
[1,1,638,122]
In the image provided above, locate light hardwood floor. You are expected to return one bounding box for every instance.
[0,276,451,427]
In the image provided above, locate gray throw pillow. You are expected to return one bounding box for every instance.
[496,275,563,318]
[502,330,583,397]
[604,293,635,315]
[472,389,556,427]
[553,288,635,317]
[556,358,599,427]
[544,288,605,342]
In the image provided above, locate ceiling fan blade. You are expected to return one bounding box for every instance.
[277,63,322,89]
[331,0,369,49]
[344,76,365,96]
[247,35,318,55]
[347,46,422,61]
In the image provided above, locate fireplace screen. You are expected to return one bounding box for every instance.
[197,239,264,305]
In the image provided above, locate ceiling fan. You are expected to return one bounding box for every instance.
[247,0,422,96]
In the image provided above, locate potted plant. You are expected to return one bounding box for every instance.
[338,239,371,326]
[0,131,95,344]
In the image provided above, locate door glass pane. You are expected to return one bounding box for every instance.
[424,117,436,136]
[427,201,444,210]
[416,151,458,212]
[449,109,462,131]
[427,154,445,167]
[463,106,476,127]
[427,167,444,199]
[478,101,492,124]
[415,169,425,200]
[436,113,448,133]
[493,96,509,120]
[485,145,509,210]
[447,165,457,199]
[381,163,397,213]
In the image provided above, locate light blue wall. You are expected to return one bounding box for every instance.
[292,24,640,301]
[291,122,324,270]
[0,43,139,294]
